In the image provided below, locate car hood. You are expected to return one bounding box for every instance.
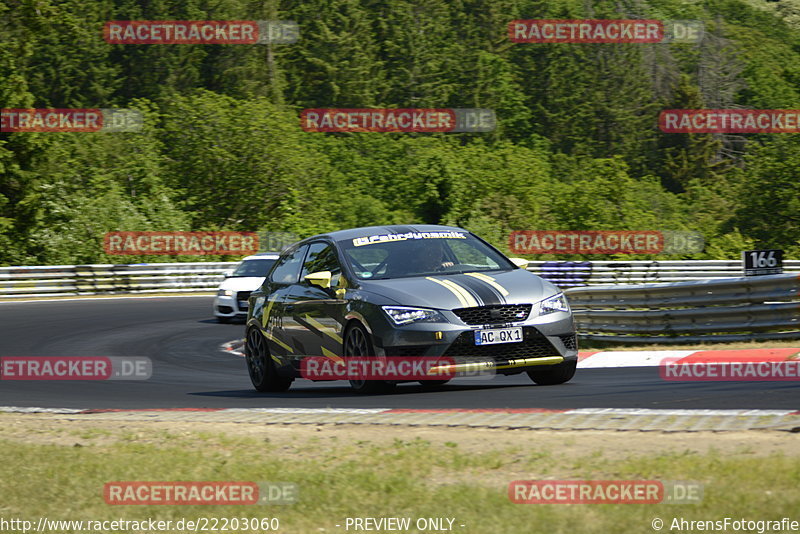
[218,277,266,292]
[357,269,557,310]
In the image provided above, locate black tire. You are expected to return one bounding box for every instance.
[344,323,395,394]
[216,316,232,324]
[245,328,292,392]
[527,360,577,385]
[419,379,451,387]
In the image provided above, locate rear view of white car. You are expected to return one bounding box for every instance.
[213,253,279,323]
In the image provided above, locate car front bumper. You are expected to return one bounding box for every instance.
[366,309,578,374]
[213,295,249,318]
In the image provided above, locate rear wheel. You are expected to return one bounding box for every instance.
[246,328,292,392]
[527,360,577,385]
[345,323,395,394]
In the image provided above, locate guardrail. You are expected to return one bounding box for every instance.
[530,260,800,287]
[0,263,236,298]
[2,261,799,344]
[564,273,800,343]
[3,260,800,299]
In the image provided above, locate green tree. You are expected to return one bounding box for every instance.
[732,136,800,254]
[281,0,387,107]
[657,74,729,193]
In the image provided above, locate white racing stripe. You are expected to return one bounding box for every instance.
[439,278,480,307]
[425,277,479,307]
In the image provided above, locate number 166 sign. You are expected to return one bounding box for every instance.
[742,249,783,276]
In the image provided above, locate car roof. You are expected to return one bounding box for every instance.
[300,224,470,244]
[241,253,281,261]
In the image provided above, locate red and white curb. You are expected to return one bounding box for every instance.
[578,348,800,368]
[2,406,798,432]
[222,341,800,368]
[221,339,246,357]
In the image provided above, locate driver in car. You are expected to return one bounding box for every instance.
[416,239,455,272]
[384,239,456,277]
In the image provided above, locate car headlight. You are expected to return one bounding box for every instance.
[540,293,570,315]
[382,306,444,325]
[217,289,234,297]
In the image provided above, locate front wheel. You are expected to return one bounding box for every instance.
[246,328,292,392]
[527,360,577,385]
[344,323,395,394]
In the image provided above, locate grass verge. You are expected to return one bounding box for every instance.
[1,417,798,533]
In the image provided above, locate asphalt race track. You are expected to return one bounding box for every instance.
[0,296,797,410]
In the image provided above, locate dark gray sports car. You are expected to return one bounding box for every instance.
[245,225,578,393]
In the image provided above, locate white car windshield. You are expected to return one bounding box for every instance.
[230,259,276,277]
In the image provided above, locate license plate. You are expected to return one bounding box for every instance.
[238,301,249,310]
[474,327,523,346]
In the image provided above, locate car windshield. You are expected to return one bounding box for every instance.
[230,259,276,277]
[338,231,514,280]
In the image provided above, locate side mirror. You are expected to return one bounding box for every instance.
[304,270,332,289]
[509,258,530,269]
[223,269,234,278]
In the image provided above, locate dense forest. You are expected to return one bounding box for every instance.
[1,0,800,265]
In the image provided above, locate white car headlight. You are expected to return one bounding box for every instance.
[382,306,443,325]
[217,289,234,297]
[540,293,570,315]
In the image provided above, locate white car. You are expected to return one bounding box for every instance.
[213,253,279,323]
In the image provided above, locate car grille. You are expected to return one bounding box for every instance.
[391,346,430,357]
[452,304,532,325]
[443,329,559,359]
[236,291,252,310]
[560,334,578,351]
